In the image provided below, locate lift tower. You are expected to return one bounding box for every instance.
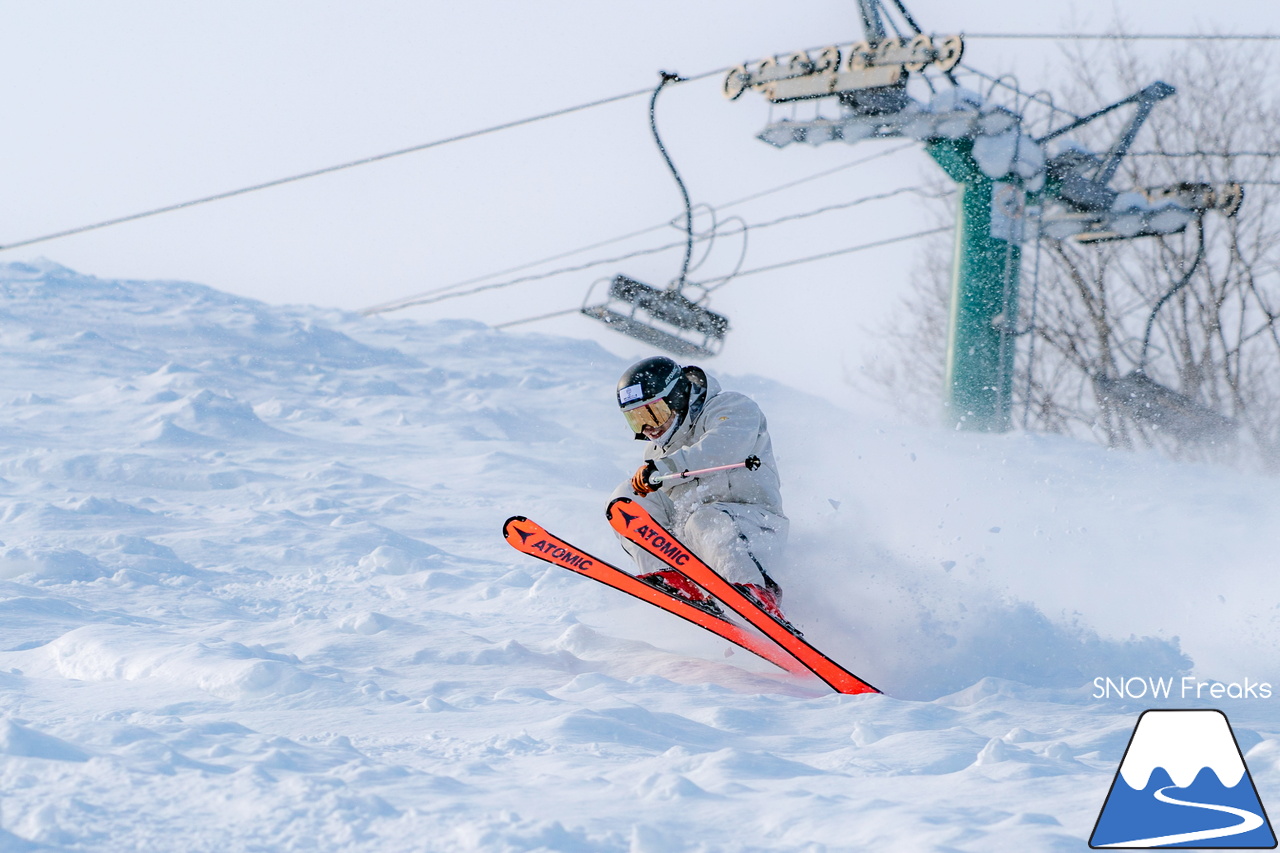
[726,0,1239,431]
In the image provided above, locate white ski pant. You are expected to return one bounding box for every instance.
[609,482,789,587]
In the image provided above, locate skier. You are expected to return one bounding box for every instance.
[610,356,791,625]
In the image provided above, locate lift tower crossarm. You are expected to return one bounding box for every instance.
[1038,81,1176,187]
[1096,82,1175,186]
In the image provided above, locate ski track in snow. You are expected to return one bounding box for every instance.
[0,260,1276,851]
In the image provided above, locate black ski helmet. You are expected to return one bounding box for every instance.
[617,356,691,439]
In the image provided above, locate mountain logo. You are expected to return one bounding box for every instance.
[1090,709,1276,848]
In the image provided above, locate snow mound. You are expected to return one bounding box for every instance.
[0,719,90,762]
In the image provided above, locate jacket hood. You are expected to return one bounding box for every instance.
[655,366,719,450]
[689,366,721,401]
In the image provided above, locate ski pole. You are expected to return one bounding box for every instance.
[653,455,760,484]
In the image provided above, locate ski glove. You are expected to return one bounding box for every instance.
[630,461,661,496]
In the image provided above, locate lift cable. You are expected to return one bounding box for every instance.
[0,68,729,254]
[4,36,903,257]
[956,63,1086,122]
[492,307,584,329]
[494,225,949,329]
[360,142,916,314]
[1,32,1266,255]
[1128,151,1280,158]
[963,33,1280,42]
[378,185,939,311]
[729,225,949,278]
[725,142,915,207]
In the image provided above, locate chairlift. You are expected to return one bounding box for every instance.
[1029,83,1241,441]
[582,72,734,358]
[1092,233,1237,443]
[1094,371,1236,443]
[582,275,729,358]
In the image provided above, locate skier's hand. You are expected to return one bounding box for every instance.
[630,461,660,495]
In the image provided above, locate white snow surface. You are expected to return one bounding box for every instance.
[0,260,1277,850]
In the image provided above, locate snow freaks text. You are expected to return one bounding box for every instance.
[1093,676,1273,701]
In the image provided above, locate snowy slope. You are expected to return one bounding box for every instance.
[0,260,1277,851]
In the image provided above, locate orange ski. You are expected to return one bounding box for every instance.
[606,498,881,695]
[503,516,811,677]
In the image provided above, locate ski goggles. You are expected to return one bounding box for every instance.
[619,372,682,435]
[622,397,675,435]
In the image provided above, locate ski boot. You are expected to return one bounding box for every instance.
[733,582,803,637]
[638,570,725,618]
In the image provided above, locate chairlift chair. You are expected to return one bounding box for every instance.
[582,275,729,358]
[1094,371,1236,443]
[1090,222,1237,443]
[581,72,734,358]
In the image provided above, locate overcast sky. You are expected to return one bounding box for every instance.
[3,1,1277,409]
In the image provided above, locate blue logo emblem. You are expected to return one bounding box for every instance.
[1090,709,1276,848]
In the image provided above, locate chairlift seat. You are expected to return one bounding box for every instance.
[1094,372,1236,442]
[582,275,729,359]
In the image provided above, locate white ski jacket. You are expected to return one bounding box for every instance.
[643,368,784,518]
